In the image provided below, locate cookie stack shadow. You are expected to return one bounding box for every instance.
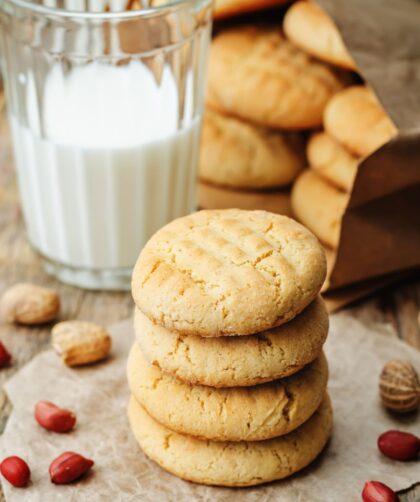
[127,209,333,487]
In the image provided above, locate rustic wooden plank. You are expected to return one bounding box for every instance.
[347,279,420,347]
[394,282,420,349]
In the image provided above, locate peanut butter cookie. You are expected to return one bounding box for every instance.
[135,296,328,387]
[284,1,356,70]
[324,86,397,157]
[132,209,327,337]
[128,394,332,487]
[199,108,305,189]
[128,344,328,441]
[207,26,348,130]
[307,132,359,192]
[291,170,348,249]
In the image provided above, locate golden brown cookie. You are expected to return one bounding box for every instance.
[197,181,292,216]
[128,343,328,441]
[128,394,332,487]
[284,1,356,70]
[324,85,397,157]
[291,170,348,248]
[214,0,288,20]
[132,209,327,337]
[199,109,305,189]
[207,26,348,130]
[307,132,359,192]
[134,296,328,387]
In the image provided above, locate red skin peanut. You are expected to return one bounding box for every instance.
[34,401,76,433]
[49,451,94,484]
[0,342,12,368]
[378,430,420,461]
[362,481,399,502]
[0,456,31,487]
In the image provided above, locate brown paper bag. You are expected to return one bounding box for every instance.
[316,0,420,291]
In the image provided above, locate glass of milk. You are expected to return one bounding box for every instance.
[0,0,212,290]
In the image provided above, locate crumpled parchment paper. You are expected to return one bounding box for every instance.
[1,313,419,501]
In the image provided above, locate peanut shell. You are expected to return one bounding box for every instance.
[379,359,420,413]
[0,283,60,325]
[52,320,111,367]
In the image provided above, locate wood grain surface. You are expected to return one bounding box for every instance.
[0,90,419,500]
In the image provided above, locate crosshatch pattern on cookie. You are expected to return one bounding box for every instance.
[207,26,350,129]
[132,210,327,337]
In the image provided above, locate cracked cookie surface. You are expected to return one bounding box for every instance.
[207,26,348,129]
[199,108,305,189]
[128,393,332,486]
[127,343,328,441]
[132,209,327,337]
[135,296,328,387]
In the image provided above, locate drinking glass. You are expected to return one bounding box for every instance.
[0,0,212,289]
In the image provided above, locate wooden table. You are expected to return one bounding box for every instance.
[0,92,419,500]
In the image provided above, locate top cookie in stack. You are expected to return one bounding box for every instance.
[132,209,326,336]
[128,209,332,487]
[287,2,397,250]
[199,4,353,214]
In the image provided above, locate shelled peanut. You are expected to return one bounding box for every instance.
[0,283,60,325]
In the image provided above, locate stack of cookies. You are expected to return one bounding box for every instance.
[286,2,397,250]
[198,2,352,215]
[128,209,332,487]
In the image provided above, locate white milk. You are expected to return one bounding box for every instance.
[11,62,200,288]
